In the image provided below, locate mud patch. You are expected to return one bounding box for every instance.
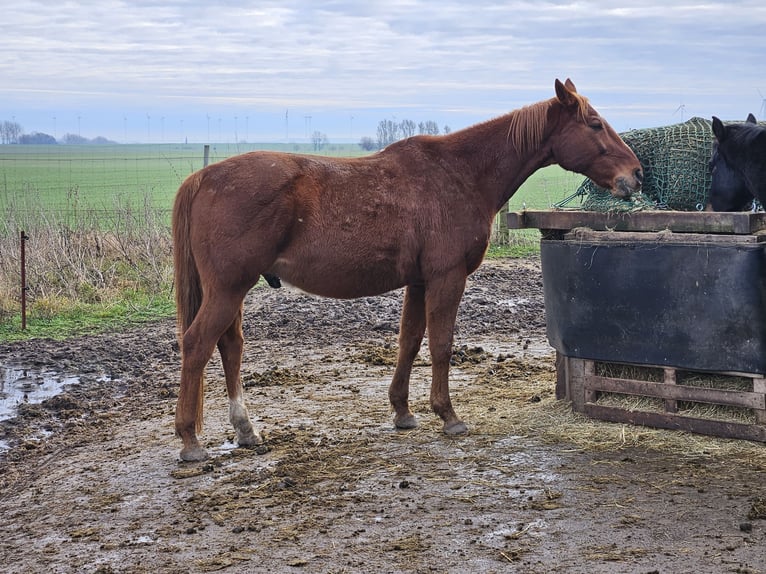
[243,366,323,387]
[1,258,765,573]
[351,342,400,366]
[0,366,81,422]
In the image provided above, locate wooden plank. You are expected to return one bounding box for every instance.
[584,360,598,404]
[567,357,587,412]
[585,376,766,410]
[561,230,762,244]
[664,368,678,413]
[583,404,766,442]
[755,378,766,425]
[507,210,766,234]
[555,352,568,400]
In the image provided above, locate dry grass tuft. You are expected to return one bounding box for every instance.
[1,193,172,320]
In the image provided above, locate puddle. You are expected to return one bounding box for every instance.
[1,366,81,422]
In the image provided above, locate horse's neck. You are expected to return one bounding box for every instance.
[447,107,556,212]
[742,137,766,202]
[746,170,766,203]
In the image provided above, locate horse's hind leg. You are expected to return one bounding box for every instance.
[218,304,262,447]
[389,284,426,429]
[176,291,246,461]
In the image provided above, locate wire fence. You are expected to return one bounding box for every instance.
[1,142,579,247]
[0,142,367,225]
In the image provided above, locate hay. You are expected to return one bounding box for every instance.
[595,392,665,414]
[463,357,766,464]
[590,361,759,424]
[564,117,715,212]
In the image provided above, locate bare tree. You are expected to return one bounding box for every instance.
[400,119,416,138]
[311,131,328,151]
[375,118,446,149]
[418,120,440,135]
[359,136,376,151]
[376,119,401,149]
[1,120,23,144]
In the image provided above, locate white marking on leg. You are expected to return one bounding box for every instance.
[229,397,261,446]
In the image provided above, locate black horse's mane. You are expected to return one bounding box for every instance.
[728,121,766,148]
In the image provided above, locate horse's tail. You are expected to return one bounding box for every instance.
[172,170,205,432]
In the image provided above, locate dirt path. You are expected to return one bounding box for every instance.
[1,258,764,574]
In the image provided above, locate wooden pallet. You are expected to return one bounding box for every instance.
[556,354,766,442]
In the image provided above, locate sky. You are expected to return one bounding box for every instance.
[2,0,765,144]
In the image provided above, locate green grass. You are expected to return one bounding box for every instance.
[0,290,175,342]
[506,164,585,210]
[492,164,586,251]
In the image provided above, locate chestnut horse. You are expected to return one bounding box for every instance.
[172,79,643,461]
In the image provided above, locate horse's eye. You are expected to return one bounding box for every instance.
[589,119,603,131]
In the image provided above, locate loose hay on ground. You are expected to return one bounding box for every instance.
[459,352,766,467]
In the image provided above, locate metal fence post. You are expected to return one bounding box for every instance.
[20,230,29,330]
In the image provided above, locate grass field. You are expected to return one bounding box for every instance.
[0,142,372,218]
[0,142,583,216]
[0,142,587,338]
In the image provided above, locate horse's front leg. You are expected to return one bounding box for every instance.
[425,272,469,435]
[389,284,426,429]
[218,305,262,448]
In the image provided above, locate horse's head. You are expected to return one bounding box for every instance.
[708,117,753,211]
[711,113,765,208]
[712,113,758,158]
[549,79,643,199]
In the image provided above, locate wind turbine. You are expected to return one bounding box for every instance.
[759,89,766,120]
[673,103,686,122]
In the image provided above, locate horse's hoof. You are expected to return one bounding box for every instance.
[237,429,264,447]
[179,446,209,462]
[443,420,468,435]
[394,413,418,430]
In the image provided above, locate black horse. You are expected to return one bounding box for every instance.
[709,113,766,211]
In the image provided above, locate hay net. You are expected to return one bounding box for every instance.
[564,117,715,212]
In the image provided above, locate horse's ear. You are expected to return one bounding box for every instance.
[555,79,578,107]
[712,116,727,141]
[746,113,757,124]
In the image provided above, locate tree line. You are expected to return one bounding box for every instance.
[360,119,452,151]
[2,116,451,148]
[0,120,116,145]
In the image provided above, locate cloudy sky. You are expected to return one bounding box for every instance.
[2,0,765,143]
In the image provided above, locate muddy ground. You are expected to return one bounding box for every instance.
[0,257,765,574]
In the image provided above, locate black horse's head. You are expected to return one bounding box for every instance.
[709,114,764,211]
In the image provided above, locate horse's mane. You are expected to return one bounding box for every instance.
[730,122,766,147]
[506,92,590,155]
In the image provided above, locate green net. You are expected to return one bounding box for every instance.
[563,117,715,212]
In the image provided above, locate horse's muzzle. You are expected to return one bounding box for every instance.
[613,168,644,199]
